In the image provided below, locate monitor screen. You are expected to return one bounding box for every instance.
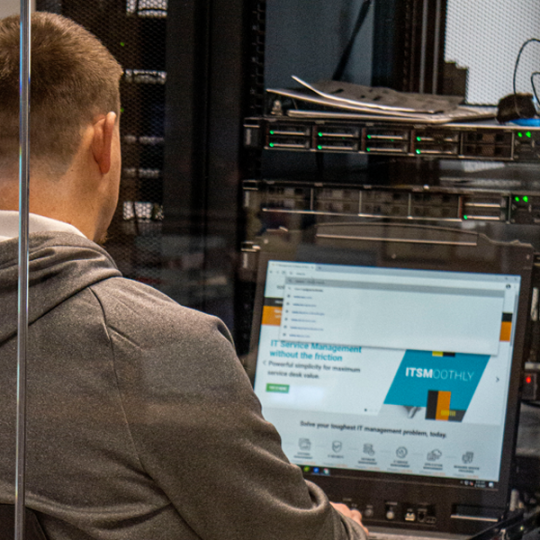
[251,259,522,490]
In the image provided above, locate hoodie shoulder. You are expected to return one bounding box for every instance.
[0,232,121,345]
[88,277,235,350]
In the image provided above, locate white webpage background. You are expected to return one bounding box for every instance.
[264,407,505,482]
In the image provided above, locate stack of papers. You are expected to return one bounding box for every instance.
[267,76,496,124]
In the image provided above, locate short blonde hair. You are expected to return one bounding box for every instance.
[0,12,123,175]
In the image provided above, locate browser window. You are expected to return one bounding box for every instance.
[253,260,521,486]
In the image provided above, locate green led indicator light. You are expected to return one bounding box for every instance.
[518,132,523,138]
[527,131,532,138]
[416,136,421,142]
[303,466,310,472]
[515,196,520,202]
[318,132,323,137]
[120,107,125,113]
[366,148,371,152]
[269,143,275,148]
[416,149,421,154]
[317,145,323,150]
[269,130,274,135]
[120,41,126,47]
[524,196,529,202]
[367,135,372,139]
[463,215,468,220]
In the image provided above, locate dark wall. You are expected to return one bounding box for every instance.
[264,0,374,88]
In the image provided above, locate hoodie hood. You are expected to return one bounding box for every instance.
[0,232,121,345]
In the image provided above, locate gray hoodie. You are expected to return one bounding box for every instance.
[0,232,365,540]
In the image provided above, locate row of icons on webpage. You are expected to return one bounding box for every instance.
[298,438,475,464]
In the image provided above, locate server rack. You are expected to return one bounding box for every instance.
[237,1,540,355]
[34,0,540,358]
[238,1,540,509]
[35,0,253,331]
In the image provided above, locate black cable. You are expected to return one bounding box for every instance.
[333,0,372,81]
[131,201,140,236]
[531,72,540,111]
[512,38,540,96]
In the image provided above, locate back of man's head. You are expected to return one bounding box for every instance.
[0,12,123,178]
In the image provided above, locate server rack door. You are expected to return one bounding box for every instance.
[35,0,252,334]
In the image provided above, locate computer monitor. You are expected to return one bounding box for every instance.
[246,223,533,535]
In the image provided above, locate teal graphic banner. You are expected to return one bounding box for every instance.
[384,350,490,410]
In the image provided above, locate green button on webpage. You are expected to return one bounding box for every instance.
[266,383,290,393]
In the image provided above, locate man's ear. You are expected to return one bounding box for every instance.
[92,112,117,174]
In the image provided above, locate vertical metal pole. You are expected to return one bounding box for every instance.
[15,2,31,540]
[432,0,442,94]
[419,0,429,93]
